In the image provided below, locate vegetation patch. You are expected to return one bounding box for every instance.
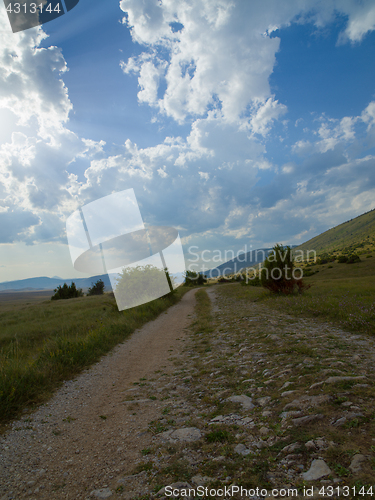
[0,287,188,426]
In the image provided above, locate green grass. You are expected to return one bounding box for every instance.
[236,255,375,335]
[296,208,375,254]
[0,288,188,427]
[192,289,214,334]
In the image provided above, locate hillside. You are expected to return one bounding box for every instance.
[0,274,112,292]
[296,208,375,255]
[206,247,272,277]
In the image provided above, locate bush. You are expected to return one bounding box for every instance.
[51,282,84,301]
[303,269,316,277]
[347,254,361,264]
[183,270,207,286]
[241,275,261,286]
[114,265,175,309]
[260,244,310,295]
[337,255,348,263]
[87,279,105,296]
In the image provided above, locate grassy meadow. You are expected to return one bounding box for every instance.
[0,287,188,428]
[237,250,375,335]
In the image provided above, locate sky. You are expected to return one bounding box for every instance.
[0,0,375,281]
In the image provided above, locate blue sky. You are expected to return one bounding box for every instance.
[1,0,375,281]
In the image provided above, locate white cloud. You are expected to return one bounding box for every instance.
[120,0,284,124]
[120,0,375,130]
[2,0,375,258]
[338,0,375,43]
[361,101,375,131]
[249,98,287,137]
[0,11,107,244]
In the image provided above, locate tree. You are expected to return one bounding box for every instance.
[260,244,309,295]
[183,270,207,286]
[87,279,105,296]
[51,282,84,300]
[114,265,175,310]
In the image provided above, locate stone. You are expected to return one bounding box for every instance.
[157,482,192,495]
[349,454,367,474]
[117,471,146,483]
[280,410,303,420]
[324,376,366,384]
[332,417,347,427]
[262,410,272,417]
[167,427,202,442]
[191,475,212,486]
[90,488,113,499]
[281,390,296,397]
[292,414,324,426]
[305,440,316,450]
[241,417,254,425]
[281,381,292,390]
[210,415,224,422]
[281,442,300,453]
[315,438,325,449]
[283,394,330,411]
[302,459,332,481]
[227,394,255,410]
[259,427,269,436]
[256,396,271,407]
[332,413,363,427]
[234,443,250,455]
[264,379,275,385]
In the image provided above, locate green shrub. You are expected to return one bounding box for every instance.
[303,269,316,277]
[115,265,176,305]
[347,254,361,264]
[51,282,83,300]
[87,279,105,296]
[241,275,261,286]
[260,244,310,295]
[184,270,207,286]
[337,255,348,263]
[206,429,232,443]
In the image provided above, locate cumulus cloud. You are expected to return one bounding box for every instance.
[2,0,375,258]
[119,0,375,128]
[0,11,106,244]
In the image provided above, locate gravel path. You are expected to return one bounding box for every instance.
[0,289,199,500]
[1,284,375,500]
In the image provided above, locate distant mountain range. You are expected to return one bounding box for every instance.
[3,208,374,291]
[0,274,112,292]
[205,247,273,277]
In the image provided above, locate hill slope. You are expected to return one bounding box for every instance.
[0,274,112,292]
[296,208,375,255]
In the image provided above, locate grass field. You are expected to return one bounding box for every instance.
[0,287,188,428]
[238,251,375,335]
[296,208,375,255]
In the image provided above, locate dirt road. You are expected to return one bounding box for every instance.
[0,289,199,500]
[1,284,375,500]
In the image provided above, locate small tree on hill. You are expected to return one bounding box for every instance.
[260,244,309,295]
[114,265,175,310]
[184,270,207,286]
[87,279,105,296]
[51,282,84,300]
